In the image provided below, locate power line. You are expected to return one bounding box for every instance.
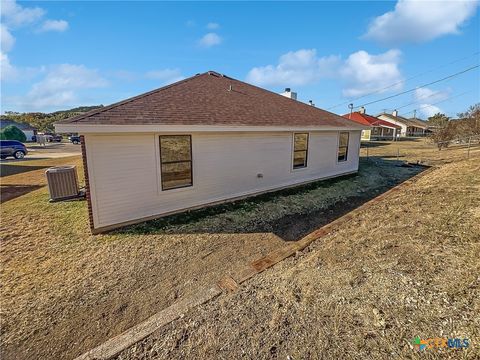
[399,90,473,117]
[326,51,479,110]
[356,64,479,108]
[393,90,445,111]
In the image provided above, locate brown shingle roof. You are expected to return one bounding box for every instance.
[57,71,363,128]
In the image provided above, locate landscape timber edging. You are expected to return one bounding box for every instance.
[74,165,436,360]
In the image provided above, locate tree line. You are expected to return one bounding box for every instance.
[0,105,104,134]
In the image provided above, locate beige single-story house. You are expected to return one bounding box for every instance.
[55,71,367,233]
[377,110,429,137]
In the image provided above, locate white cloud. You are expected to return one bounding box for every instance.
[0,0,45,27]
[0,0,70,84]
[24,64,107,109]
[418,104,443,118]
[246,49,340,87]
[198,32,222,47]
[0,25,15,52]
[39,19,69,32]
[145,68,185,84]
[246,48,402,98]
[364,0,480,45]
[0,52,18,81]
[340,49,403,97]
[206,22,220,30]
[0,51,43,82]
[414,87,449,118]
[414,87,450,103]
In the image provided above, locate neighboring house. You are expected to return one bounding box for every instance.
[342,107,402,141]
[55,71,367,233]
[377,110,429,137]
[0,119,37,141]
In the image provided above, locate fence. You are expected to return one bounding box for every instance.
[360,135,480,165]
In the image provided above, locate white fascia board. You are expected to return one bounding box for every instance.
[55,123,369,134]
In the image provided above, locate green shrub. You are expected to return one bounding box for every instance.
[0,125,27,142]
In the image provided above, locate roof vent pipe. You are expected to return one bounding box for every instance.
[309,100,315,106]
[228,84,232,91]
[392,109,398,117]
[359,106,366,114]
[285,88,291,92]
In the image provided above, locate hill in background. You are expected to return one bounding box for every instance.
[1,105,104,133]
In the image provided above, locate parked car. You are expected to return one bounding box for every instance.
[47,134,63,142]
[0,140,28,159]
[69,135,81,144]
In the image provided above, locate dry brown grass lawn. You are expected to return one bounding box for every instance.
[1,140,478,359]
[0,189,284,359]
[361,137,480,165]
[118,158,480,360]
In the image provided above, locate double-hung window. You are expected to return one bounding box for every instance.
[159,135,193,190]
[338,132,349,162]
[293,133,309,169]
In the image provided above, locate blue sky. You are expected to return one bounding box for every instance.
[1,0,479,119]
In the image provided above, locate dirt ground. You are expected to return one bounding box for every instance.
[117,158,480,360]
[1,139,478,359]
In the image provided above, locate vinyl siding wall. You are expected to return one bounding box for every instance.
[84,130,361,230]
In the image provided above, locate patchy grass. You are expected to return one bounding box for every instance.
[122,159,423,238]
[117,158,480,360]
[0,183,284,359]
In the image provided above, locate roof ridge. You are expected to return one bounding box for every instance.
[63,72,209,123]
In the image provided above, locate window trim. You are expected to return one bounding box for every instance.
[337,131,349,163]
[159,134,193,191]
[292,132,309,170]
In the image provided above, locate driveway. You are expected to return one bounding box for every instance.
[0,142,81,162]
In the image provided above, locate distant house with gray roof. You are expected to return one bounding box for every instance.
[377,111,429,137]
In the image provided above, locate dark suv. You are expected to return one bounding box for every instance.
[69,135,81,145]
[0,140,28,159]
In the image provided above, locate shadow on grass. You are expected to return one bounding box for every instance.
[1,184,44,202]
[112,158,428,241]
[0,164,50,177]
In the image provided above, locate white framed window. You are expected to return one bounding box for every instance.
[293,133,309,169]
[159,135,193,190]
[338,132,349,162]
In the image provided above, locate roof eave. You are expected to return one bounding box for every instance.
[55,123,368,134]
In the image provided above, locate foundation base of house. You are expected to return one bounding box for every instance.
[91,170,359,234]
